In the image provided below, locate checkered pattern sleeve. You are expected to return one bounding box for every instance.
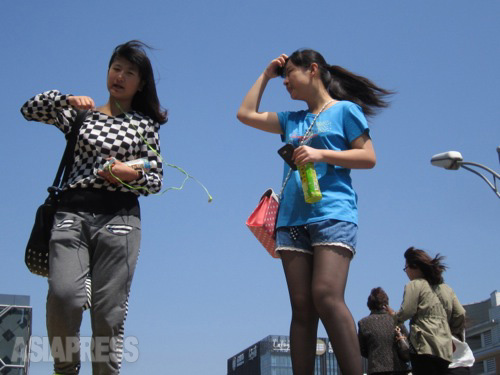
[130,118,163,195]
[20,90,76,134]
[20,90,162,197]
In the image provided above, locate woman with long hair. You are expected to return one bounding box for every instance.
[237,49,392,375]
[21,40,166,375]
[386,247,467,375]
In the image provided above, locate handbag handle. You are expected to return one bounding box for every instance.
[48,110,88,196]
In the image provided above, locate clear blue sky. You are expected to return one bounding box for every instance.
[2,1,499,374]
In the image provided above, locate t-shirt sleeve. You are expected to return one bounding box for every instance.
[277,111,289,142]
[343,103,369,143]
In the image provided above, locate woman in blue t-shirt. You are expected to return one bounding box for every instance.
[237,49,392,375]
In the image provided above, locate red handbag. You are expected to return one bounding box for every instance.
[246,189,280,258]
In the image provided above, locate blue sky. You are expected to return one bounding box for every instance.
[2,1,499,374]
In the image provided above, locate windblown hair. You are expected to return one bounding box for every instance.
[367,287,389,311]
[404,247,447,285]
[109,40,167,124]
[282,49,393,117]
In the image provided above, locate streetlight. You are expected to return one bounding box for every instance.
[430,149,500,199]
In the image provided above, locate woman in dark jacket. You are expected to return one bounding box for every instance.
[358,287,410,375]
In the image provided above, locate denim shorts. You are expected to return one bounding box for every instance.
[275,219,357,256]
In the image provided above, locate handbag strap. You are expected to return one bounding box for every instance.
[431,285,448,315]
[49,110,88,195]
[278,100,334,199]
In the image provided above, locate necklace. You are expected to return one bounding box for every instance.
[302,99,334,144]
[310,99,335,115]
[279,99,334,198]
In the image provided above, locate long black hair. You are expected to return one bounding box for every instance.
[109,40,167,124]
[404,247,447,285]
[283,49,393,117]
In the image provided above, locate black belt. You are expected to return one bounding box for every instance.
[58,188,140,217]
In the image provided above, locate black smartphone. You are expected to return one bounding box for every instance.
[278,144,297,170]
[276,64,285,78]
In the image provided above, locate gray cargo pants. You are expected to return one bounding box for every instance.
[46,210,141,375]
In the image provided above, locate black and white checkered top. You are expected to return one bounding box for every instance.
[21,90,162,196]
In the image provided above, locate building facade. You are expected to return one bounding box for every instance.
[227,334,366,375]
[465,290,500,375]
[0,294,32,375]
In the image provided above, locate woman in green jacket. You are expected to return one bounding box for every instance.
[386,247,466,375]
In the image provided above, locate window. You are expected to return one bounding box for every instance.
[485,358,496,373]
[468,334,482,350]
[483,330,492,347]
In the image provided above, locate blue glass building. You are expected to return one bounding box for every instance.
[0,294,32,375]
[228,335,366,375]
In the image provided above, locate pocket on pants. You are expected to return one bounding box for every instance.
[105,224,134,236]
[55,219,76,229]
[52,212,81,232]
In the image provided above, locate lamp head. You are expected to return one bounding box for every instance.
[431,151,463,170]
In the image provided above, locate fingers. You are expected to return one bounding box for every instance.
[97,169,118,185]
[292,146,309,165]
[276,53,288,65]
[292,146,304,165]
[68,95,95,110]
[97,158,119,185]
[293,146,323,165]
[264,53,289,79]
[97,159,138,184]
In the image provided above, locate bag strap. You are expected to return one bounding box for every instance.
[49,110,88,195]
[432,286,447,313]
[278,100,334,199]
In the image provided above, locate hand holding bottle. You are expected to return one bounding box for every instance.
[98,158,156,184]
[292,145,324,165]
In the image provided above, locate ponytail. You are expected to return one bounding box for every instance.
[286,49,393,117]
[326,65,392,117]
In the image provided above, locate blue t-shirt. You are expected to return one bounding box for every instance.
[276,101,369,227]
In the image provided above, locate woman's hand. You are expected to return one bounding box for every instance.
[68,95,95,110]
[236,54,285,134]
[293,145,324,166]
[97,159,140,184]
[394,326,407,341]
[263,54,288,79]
[384,305,396,316]
[297,134,376,169]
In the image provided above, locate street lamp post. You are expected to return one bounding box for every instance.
[430,149,500,199]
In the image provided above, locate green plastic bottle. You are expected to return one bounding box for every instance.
[298,162,322,203]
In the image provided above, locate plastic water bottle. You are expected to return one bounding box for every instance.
[124,158,157,172]
[101,158,157,172]
[298,163,322,203]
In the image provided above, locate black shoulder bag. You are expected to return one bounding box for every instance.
[25,110,88,277]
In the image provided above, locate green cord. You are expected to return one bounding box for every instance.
[107,102,213,202]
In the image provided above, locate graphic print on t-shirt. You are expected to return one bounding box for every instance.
[289,119,333,147]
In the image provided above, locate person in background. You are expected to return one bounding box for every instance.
[237,49,392,375]
[358,287,410,375]
[21,40,166,375]
[386,247,466,375]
